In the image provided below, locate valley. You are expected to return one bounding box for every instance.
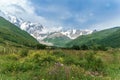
[0,16,120,80]
[0,4,120,80]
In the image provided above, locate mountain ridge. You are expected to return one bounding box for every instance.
[66,27,120,48]
[0,10,93,46]
[0,16,40,48]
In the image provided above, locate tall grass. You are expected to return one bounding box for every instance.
[0,48,120,80]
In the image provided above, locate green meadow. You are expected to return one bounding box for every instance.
[0,47,120,80]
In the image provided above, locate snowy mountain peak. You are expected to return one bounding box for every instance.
[20,22,44,31]
[0,10,93,45]
[8,15,23,26]
[61,29,93,39]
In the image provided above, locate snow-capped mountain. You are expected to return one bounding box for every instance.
[47,32,66,39]
[43,30,93,47]
[0,10,23,26]
[43,32,71,47]
[0,10,93,45]
[20,22,48,40]
[0,10,48,41]
[61,29,93,39]
[44,29,93,40]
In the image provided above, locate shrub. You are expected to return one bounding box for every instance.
[47,63,68,80]
[80,44,89,50]
[87,53,105,72]
[79,52,105,73]
[71,45,80,50]
[6,54,18,60]
[35,44,46,49]
[19,49,29,57]
[53,50,66,57]
[64,56,79,65]
[42,55,56,63]
[2,61,34,73]
[97,45,108,51]
[90,45,108,51]
[71,44,89,50]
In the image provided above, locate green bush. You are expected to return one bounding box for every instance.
[35,44,46,49]
[42,55,56,63]
[71,45,80,50]
[19,49,29,57]
[53,50,66,57]
[80,44,89,50]
[6,54,18,60]
[83,52,105,72]
[2,62,34,73]
[90,44,108,51]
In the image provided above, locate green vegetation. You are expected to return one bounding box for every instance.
[0,49,120,80]
[67,27,120,48]
[1,17,120,80]
[71,44,108,51]
[44,35,71,47]
[0,17,40,48]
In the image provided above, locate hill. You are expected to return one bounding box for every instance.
[66,27,120,48]
[43,32,71,47]
[0,17,40,47]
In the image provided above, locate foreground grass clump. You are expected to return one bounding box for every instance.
[0,49,120,80]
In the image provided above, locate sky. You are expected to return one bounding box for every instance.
[0,0,120,30]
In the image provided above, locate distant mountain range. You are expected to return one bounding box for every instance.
[43,29,93,47]
[0,10,120,48]
[0,10,93,46]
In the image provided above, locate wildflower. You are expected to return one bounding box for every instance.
[72,76,74,78]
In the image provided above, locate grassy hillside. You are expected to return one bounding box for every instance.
[66,27,120,48]
[0,17,39,47]
[44,36,71,47]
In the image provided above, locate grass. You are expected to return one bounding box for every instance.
[0,48,120,80]
[0,17,40,47]
[67,27,120,48]
[1,13,120,80]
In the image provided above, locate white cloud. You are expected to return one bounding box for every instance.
[89,16,120,30]
[75,14,88,23]
[37,5,72,20]
[0,0,32,15]
[75,11,95,24]
[0,0,46,23]
[0,0,63,31]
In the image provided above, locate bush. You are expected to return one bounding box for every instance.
[80,52,105,73]
[71,44,89,50]
[53,50,66,57]
[80,44,89,50]
[71,45,80,50]
[47,63,68,80]
[35,44,46,49]
[97,45,108,51]
[2,61,34,73]
[42,55,56,63]
[90,45,108,51]
[6,54,18,60]
[19,49,29,57]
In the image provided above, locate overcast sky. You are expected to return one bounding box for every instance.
[0,0,120,30]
